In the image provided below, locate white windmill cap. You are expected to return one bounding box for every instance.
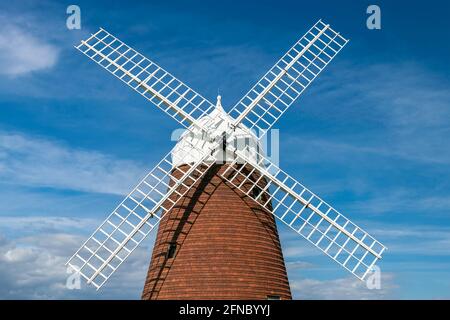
[171,95,262,167]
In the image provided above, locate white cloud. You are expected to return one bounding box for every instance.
[0,16,59,76]
[0,216,154,299]
[0,229,80,299]
[369,224,450,256]
[347,190,450,217]
[279,218,450,299]
[285,260,315,270]
[290,273,396,300]
[282,218,450,261]
[276,62,450,231]
[0,131,147,195]
[0,216,98,233]
[283,240,324,258]
[1,216,449,300]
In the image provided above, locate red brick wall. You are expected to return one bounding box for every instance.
[141,164,292,300]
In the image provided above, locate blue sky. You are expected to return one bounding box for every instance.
[0,0,449,299]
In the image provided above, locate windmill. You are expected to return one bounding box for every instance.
[67,19,386,300]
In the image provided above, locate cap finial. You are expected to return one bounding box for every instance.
[216,94,224,111]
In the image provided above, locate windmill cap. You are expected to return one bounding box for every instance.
[171,95,263,167]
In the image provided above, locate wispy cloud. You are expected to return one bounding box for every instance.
[279,219,450,300]
[285,260,315,271]
[0,14,59,76]
[0,216,98,234]
[369,224,450,256]
[0,215,154,299]
[3,215,447,299]
[347,190,450,216]
[284,62,450,166]
[0,131,147,195]
[275,61,450,235]
[281,219,450,261]
[290,273,397,300]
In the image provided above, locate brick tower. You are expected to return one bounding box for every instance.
[141,97,291,300]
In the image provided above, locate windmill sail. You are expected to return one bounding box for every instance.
[76,28,215,130]
[229,20,348,137]
[221,146,386,280]
[66,139,217,289]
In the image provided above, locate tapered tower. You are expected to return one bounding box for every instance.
[142,98,291,299]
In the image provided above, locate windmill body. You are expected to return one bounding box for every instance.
[141,97,291,299]
[67,20,386,298]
